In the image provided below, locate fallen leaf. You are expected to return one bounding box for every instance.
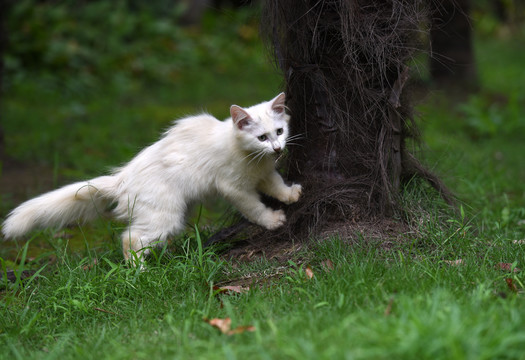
[206,317,232,334]
[213,285,249,294]
[204,317,255,335]
[227,325,256,335]
[495,263,520,273]
[321,259,334,272]
[82,258,99,271]
[305,265,314,279]
[505,278,518,293]
[443,259,464,266]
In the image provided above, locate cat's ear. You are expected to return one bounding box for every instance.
[230,105,252,130]
[270,92,286,114]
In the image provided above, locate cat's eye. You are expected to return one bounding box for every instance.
[258,135,267,141]
[276,128,284,135]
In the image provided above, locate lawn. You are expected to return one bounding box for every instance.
[1,4,525,359]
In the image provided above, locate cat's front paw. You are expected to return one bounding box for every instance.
[260,209,286,230]
[283,184,302,204]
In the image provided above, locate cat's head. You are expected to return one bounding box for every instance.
[230,93,290,158]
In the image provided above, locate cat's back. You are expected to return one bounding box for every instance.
[167,113,224,138]
[160,113,232,161]
[121,113,228,171]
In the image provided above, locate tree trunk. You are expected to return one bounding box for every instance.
[429,0,478,90]
[208,0,454,246]
[259,0,453,238]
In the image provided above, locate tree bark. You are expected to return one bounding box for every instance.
[259,0,454,238]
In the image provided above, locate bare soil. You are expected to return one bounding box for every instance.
[218,218,409,261]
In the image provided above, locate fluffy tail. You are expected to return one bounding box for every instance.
[2,176,117,238]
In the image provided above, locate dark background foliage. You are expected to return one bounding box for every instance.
[1,0,524,251]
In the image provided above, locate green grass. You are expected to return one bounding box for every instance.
[2,6,525,360]
[2,235,525,359]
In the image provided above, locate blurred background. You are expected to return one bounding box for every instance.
[0,0,524,259]
[0,0,281,206]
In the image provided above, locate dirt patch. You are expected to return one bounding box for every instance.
[215,217,411,264]
[211,217,413,288]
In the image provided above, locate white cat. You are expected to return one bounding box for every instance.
[2,93,302,262]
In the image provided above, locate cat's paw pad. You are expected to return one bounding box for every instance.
[284,184,302,204]
[262,209,286,230]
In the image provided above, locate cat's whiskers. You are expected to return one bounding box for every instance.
[287,133,304,139]
[255,150,270,166]
[242,150,260,163]
[284,133,305,148]
[247,149,266,165]
[286,133,305,142]
[284,141,304,148]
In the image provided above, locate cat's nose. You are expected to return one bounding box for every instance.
[273,146,282,153]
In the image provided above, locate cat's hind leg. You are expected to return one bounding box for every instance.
[121,228,159,265]
[121,210,186,266]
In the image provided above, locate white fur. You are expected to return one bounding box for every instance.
[2,93,302,261]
